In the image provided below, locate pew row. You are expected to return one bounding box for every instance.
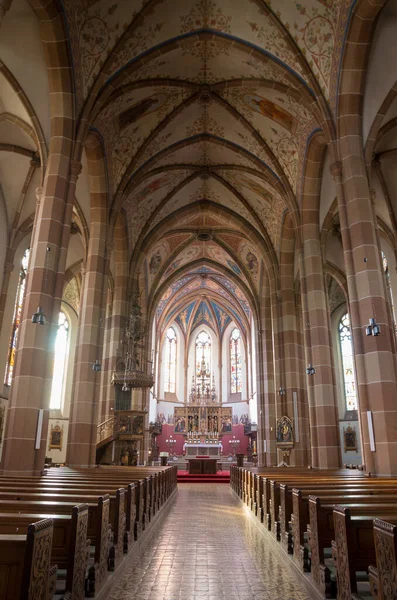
[230,466,397,600]
[0,465,177,599]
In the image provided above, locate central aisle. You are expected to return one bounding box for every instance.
[110,484,317,600]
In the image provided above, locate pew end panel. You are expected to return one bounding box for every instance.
[373,518,397,600]
[21,518,55,600]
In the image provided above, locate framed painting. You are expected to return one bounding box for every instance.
[48,423,63,451]
[344,425,358,452]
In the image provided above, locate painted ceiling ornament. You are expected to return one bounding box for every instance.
[243,94,297,133]
[149,251,162,275]
[246,251,259,276]
[180,0,232,34]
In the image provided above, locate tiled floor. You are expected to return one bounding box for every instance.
[109,484,318,600]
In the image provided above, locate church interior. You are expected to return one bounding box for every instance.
[1,0,397,598]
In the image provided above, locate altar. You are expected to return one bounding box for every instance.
[184,443,222,458]
[187,458,218,474]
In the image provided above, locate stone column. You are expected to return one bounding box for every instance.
[277,216,308,466]
[332,161,397,475]
[300,227,340,468]
[257,271,277,467]
[1,160,81,475]
[67,146,108,467]
[101,214,129,421]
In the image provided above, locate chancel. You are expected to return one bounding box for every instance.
[1,0,397,598]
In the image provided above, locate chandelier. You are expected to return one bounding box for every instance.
[111,295,154,389]
[188,356,217,405]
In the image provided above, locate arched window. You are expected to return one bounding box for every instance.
[230,328,242,393]
[164,327,176,393]
[50,312,70,410]
[339,313,357,411]
[382,252,397,334]
[4,248,30,386]
[196,330,211,377]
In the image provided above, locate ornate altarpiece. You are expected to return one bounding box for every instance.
[174,406,232,434]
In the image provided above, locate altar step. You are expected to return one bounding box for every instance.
[177,471,230,484]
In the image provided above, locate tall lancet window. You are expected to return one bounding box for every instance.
[4,248,30,386]
[196,330,211,376]
[382,252,397,335]
[50,312,69,409]
[230,328,242,393]
[339,313,357,411]
[164,327,176,393]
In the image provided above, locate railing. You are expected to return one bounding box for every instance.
[97,416,115,444]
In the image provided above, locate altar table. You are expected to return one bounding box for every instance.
[187,458,218,474]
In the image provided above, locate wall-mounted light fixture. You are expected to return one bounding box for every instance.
[306,364,316,375]
[278,387,286,396]
[122,382,130,392]
[32,246,51,325]
[365,317,381,337]
[92,359,102,372]
[31,306,46,325]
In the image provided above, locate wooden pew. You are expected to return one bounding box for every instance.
[0,518,56,600]
[369,518,397,600]
[0,505,89,599]
[0,496,110,596]
[332,507,397,600]
[308,497,397,598]
[292,490,397,572]
[0,465,177,596]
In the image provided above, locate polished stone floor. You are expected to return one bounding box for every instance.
[109,484,318,600]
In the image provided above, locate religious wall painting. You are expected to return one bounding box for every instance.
[118,94,168,131]
[162,245,203,280]
[148,240,169,279]
[174,407,187,434]
[238,240,259,284]
[149,251,162,276]
[48,422,63,451]
[220,408,233,433]
[210,300,231,335]
[343,425,358,453]
[172,300,196,333]
[235,174,274,203]
[276,416,294,449]
[191,300,216,332]
[243,94,297,133]
[134,173,174,206]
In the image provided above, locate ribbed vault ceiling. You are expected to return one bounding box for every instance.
[38,0,357,322]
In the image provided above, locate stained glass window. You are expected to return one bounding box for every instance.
[382,252,397,334]
[50,312,69,409]
[230,328,242,393]
[196,330,211,379]
[339,313,357,411]
[164,327,176,393]
[4,248,30,386]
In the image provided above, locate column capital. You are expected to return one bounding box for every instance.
[69,160,82,183]
[30,154,40,169]
[35,186,44,204]
[3,260,14,275]
[329,161,342,181]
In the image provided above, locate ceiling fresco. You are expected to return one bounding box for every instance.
[57,0,357,339]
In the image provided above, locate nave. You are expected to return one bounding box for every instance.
[109,484,316,600]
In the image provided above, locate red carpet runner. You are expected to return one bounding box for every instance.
[177,470,230,484]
